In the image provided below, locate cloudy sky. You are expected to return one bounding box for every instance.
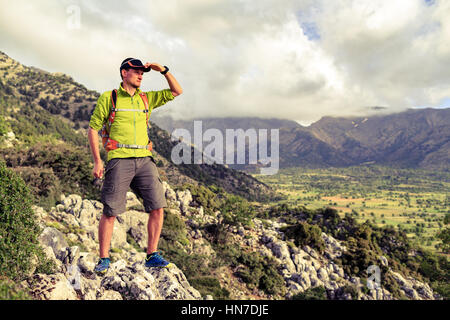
[0,0,449,125]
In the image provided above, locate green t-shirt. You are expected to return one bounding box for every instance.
[89,83,174,161]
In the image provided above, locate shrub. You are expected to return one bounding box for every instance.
[12,166,61,211]
[0,115,8,137]
[258,259,286,296]
[341,284,359,300]
[0,278,31,300]
[203,224,285,296]
[436,228,450,254]
[189,277,230,300]
[281,222,325,253]
[0,161,53,281]
[220,195,257,227]
[0,142,100,206]
[160,209,189,245]
[233,250,286,296]
[292,286,327,300]
[177,183,222,215]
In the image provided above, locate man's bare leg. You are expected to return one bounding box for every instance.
[147,208,164,254]
[98,214,116,258]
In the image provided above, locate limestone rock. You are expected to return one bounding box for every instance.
[27,273,78,300]
[31,195,205,301]
[126,191,143,210]
[163,181,177,202]
[38,227,68,257]
[176,189,193,215]
[99,261,202,300]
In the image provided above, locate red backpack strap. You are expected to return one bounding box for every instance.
[139,92,150,128]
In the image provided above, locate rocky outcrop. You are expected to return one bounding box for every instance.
[1,130,18,148]
[31,189,203,300]
[220,216,441,300]
[30,181,440,300]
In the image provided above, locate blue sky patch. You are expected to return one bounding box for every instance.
[301,21,321,41]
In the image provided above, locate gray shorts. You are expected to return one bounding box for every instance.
[101,156,167,217]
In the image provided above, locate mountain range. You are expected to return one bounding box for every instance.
[150,109,449,171]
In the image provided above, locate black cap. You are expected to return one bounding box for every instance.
[120,58,151,72]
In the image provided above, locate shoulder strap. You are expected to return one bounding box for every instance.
[106,90,150,129]
[139,92,151,129]
[108,89,118,127]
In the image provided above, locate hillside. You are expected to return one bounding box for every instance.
[6,173,447,300]
[0,50,99,131]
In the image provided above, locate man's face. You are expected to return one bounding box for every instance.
[122,68,144,88]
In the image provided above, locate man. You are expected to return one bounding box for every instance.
[88,57,182,274]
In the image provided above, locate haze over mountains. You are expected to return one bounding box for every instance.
[151,108,449,171]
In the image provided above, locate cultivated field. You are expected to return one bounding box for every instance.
[254,166,449,253]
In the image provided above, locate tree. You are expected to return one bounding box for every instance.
[436,228,450,254]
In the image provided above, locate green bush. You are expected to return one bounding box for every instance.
[158,242,230,300]
[0,142,100,207]
[292,286,327,300]
[177,183,222,215]
[157,210,231,299]
[220,195,257,227]
[341,284,359,300]
[0,278,31,300]
[12,166,61,211]
[436,228,450,254]
[234,252,286,296]
[189,277,230,300]
[0,115,8,137]
[281,222,325,253]
[0,161,53,281]
[161,209,189,245]
[202,223,285,296]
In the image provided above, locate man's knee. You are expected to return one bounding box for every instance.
[101,213,116,222]
[149,207,164,215]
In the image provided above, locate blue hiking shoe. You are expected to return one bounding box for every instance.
[94,257,110,275]
[145,251,173,268]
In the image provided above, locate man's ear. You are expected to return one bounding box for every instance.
[121,68,128,79]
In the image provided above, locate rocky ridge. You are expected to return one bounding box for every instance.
[29,181,440,300]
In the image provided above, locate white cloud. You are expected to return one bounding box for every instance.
[0,0,448,125]
[311,0,450,113]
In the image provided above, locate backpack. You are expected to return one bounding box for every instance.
[101,89,153,152]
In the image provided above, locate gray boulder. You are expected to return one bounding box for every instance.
[38,227,68,257]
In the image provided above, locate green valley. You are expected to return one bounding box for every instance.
[255,166,449,253]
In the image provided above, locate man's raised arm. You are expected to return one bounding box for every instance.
[144,62,183,97]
